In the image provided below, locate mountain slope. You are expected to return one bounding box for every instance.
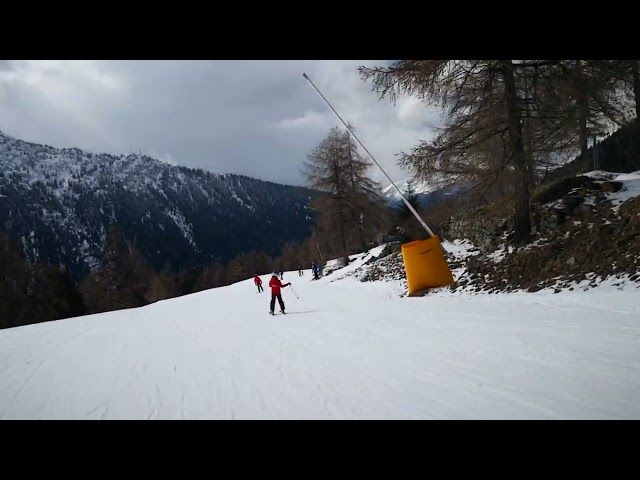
[382,177,438,200]
[0,131,317,279]
[1,246,639,420]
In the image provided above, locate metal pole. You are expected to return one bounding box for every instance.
[315,241,324,263]
[302,73,437,239]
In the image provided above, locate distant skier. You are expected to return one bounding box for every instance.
[280,271,284,280]
[254,275,263,293]
[298,266,303,277]
[269,272,291,315]
[312,262,319,280]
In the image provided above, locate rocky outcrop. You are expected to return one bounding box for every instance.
[444,174,631,253]
[452,193,640,293]
[350,174,640,294]
[443,198,513,253]
[358,252,407,284]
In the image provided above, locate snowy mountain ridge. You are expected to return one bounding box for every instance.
[0,130,318,279]
[381,176,439,201]
[381,173,460,209]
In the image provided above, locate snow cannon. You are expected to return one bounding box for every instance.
[401,236,454,296]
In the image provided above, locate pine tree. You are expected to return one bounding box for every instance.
[398,180,420,221]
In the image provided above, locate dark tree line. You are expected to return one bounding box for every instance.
[1,232,85,329]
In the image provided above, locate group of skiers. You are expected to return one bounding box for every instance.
[253,263,322,315]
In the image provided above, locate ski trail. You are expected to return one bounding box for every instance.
[1,268,640,419]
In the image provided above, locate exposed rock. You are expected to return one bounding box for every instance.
[441,181,640,293]
[379,241,402,258]
[574,203,595,218]
[601,181,623,193]
[562,195,585,210]
[530,175,594,205]
[574,187,591,197]
[354,173,640,295]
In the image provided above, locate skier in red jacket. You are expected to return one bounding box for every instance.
[254,275,263,293]
[269,272,291,315]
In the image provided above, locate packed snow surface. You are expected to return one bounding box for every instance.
[1,256,640,419]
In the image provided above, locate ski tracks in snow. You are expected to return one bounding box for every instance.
[2,270,640,419]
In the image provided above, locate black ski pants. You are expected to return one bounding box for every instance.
[270,293,285,312]
[257,283,263,292]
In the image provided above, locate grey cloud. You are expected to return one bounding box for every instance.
[0,60,438,187]
[0,60,16,71]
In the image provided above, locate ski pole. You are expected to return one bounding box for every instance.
[289,285,299,299]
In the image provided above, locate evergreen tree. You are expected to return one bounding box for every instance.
[398,180,420,221]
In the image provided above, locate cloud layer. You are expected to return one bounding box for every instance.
[0,60,441,186]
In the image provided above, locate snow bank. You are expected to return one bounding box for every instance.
[320,245,387,282]
[583,170,640,210]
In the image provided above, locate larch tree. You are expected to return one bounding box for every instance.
[302,125,381,262]
[301,127,355,263]
[551,61,631,157]
[358,60,632,243]
[81,225,152,312]
[359,60,533,242]
[342,124,382,252]
[602,60,640,124]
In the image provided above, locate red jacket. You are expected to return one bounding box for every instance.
[254,276,262,285]
[269,276,289,295]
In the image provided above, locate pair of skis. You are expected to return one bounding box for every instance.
[269,310,286,315]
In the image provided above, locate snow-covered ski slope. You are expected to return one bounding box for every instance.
[1,245,640,419]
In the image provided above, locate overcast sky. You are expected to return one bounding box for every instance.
[0,60,443,187]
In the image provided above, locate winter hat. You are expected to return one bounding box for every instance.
[272,271,279,276]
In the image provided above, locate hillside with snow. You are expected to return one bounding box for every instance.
[382,177,437,200]
[1,243,639,420]
[355,169,640,296]
[0,130,317,279]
